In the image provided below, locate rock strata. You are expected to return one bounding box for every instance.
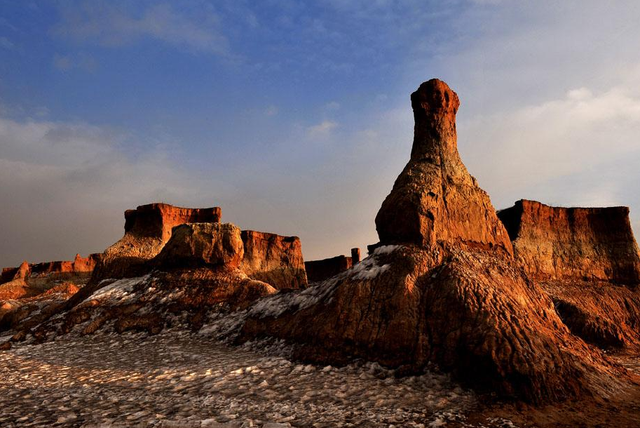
[240,231,307,290]
[498,199,640,284]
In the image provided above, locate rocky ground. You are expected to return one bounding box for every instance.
[0,329,511,428]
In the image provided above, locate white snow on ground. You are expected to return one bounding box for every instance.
[0,330,499,427]
[83,275,151,304]
[247,245,402,320]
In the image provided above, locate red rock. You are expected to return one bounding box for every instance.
[351,248,361,264]
[498,199,640,284]
[375,79,512,253]
[498,200,640,350]
[156,223,244,269]
[240,230,307,290]
[93,203,221,280]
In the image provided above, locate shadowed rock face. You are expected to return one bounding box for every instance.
[375,79,512,253]
[240,78,633,403]
[498,199,640,284]
[93,203,222,281]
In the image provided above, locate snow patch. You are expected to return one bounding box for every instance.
[83,275,151,304]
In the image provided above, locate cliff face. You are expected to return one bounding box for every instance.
[93,203,222,281]
[240,79,629,403]
[498,199,640,350]
[498,199,640,284]
[240,231,307,290]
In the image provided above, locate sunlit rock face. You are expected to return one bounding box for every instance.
[240,79,633,403]
[375,79,512,254]
[499,199,640,351]
[93,203,222,281]
[498,199,640,284]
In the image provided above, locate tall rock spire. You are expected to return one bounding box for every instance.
[375,79,512,254]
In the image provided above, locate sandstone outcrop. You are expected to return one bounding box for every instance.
[156,223,245,269]
[9,221,306,340]
[498,199,640,284]
[240,231,307,290]
[0,254,100,301]
[498,200,640,350]
[93,203,221,280]
[240,79,632,403]
[375,80,512,253]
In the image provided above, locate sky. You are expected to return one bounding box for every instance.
[1,0,640,267]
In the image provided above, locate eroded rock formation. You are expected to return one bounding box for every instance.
[498,199,640,350]
[93,203,221,281]
[375,80,512,253]
[498,199,640,284]
[240,230,307,290]
[305,248,361,283]
[5,219,307,340]
[240,79,633,403]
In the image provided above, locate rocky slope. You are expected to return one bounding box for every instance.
[239,79,635,403]
[498,199,640,350]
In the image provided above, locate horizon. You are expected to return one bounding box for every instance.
[2,0,640,267]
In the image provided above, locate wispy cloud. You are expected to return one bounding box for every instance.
[0,37,14,50]
[307,120,338,137]
[0,111,212,266]
[52,53,98,72]
[52,1,229,55]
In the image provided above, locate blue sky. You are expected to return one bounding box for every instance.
[2,0,640,266]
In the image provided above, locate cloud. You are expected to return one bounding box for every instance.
[0,112,214,267]
[53,1,229,55]
[460,82,640,205]
[307,120,338,137]
[53,53,98,72]
[0,37,14,50]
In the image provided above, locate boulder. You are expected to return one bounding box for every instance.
[240,79,632,403]
[240,230,307,290]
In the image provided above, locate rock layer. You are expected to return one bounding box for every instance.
[375,79,512,254]
[498,199,640,284]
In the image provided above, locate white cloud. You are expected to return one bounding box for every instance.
[307,120,338,137]
[53,1,229,55]
[0,113,214,267]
